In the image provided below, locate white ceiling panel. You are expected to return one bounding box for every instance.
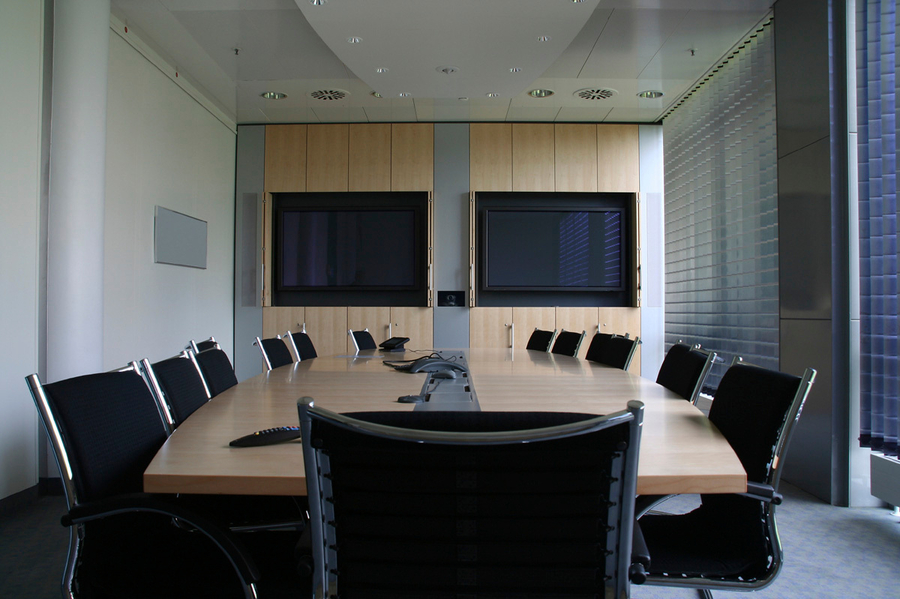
[555,106,614,123]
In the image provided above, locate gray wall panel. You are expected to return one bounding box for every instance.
[234,125,265,382]
[433,123,470,349]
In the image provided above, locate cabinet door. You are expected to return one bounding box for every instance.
[597,125,640,192]
[391,307,433,350]
[598,307,642,374]
[392,123,433,191]
[470,123,512,191]
[554,307,600,358]
[470,307,513,349]
[304,307,349,357]
[264,125,306,193]
[307,124,349,192]
[555,124,598,192]
[512,307,556,350]
[348,306,391,346]
[512,124,555,192]
[262,307,305,340]
[349,123,391,191]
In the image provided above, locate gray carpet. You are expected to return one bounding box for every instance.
[1,483,898,598]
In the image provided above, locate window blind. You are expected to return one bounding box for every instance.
[858,0,898,455]
[663,20,778,391]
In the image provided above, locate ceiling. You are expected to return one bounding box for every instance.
[110,0,774,125]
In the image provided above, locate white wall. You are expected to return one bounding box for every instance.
[0,2,44,499]
[102,30,236,369]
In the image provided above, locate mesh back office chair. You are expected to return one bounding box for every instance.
[656,343,717,405]
[638,364,816,598]
[550,329,586,357]
[25,367,259,599]
[348,328,377,353]
[140,351,211,433]
[591,335,641,371]
[254,336,295,371]
[194,347,239,397]
[299,397,647,599]
[525,328,557,352]
[284,330,318,361]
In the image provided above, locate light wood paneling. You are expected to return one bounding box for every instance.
[470,307,513,348]
[469,123,512,191]
[598,307,642,374]
[262,307,305,340]
[307,124,349,192]
[555,307,599,359]
[391,307,434,350]
[597,124,640,192]
[349,123,391,191]
[512,123,555,192]
[512,307,557,350]
[264,125,307,193]
[348,306,391,346]
[304,307,349,356]
[263,192,273,306]
[391,123,433,190]
[554,124,598,192]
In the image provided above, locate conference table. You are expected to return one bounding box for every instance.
[143,348,746,497]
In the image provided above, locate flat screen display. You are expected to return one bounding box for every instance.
[485,209,623,289]
[278,209,418,289]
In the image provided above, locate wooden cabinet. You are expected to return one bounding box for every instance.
[512,124,555,192]
[555,124,598,192]
[392,123,433,191]
[349,124,391,191]
[391,307,433,350]
[304,307,350,357]
[307,124,349,191]
[470,307,513,349]
[264,125,307,193]
[348,307,392,346]
[512,307,556,349]
[262,307,305,340]
[554,307,599,359]
[470,123,512,191]
[597,125,640,192]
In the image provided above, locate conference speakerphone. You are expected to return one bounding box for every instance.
[385,352,479,411]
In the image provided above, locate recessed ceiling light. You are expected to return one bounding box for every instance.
[372,92,383,98]
[375,67,388,73]
[260,91,287,100]
[437,66,460,75]
[399,92,411,97]
[572,0,586,3]
[309,0,327,5]
[529,89,554,98]
[637,90,664,99]
[538,36,552,42]
[458,97,469,101]
[486,92,500,98]
[510,67,522,73]
[348,37,361,44]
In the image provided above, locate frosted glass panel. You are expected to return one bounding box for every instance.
[663,21,778,390]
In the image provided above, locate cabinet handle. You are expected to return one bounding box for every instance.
[388,323,393,338]
[510,323,515,349]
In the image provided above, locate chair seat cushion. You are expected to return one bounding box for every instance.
[640,495,771,580]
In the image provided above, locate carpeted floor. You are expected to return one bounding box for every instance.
[1,482,898,598]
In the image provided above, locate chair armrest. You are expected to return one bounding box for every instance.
[629,521,650,584]
[62,493,260,583]
[634,494,675,518]
[740,482,783,505]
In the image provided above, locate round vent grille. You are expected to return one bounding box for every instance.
[308,89,350,101]
[574,88,618,101]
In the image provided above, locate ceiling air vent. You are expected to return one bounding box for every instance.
[308,89,350,101]
[574,88,618,101]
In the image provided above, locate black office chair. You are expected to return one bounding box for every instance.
[585,332,616,362]
[188,336,218,353]
[638,364,817,598]
[299,397,648,599]
[525,327,557,352]
[194,346,239,397]
[284,329,317,361]
[25,367,259,599]
[550,329,586,357]
[348,328,377,353]
[656,343,717,404]
[591,335,641,371]
[140,351,210,433]
[254,335,294,371]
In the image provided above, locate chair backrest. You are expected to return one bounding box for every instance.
[140,351,211,433]
[254,336,294,371]
[299,398,644,599]
[550,329,586,357]
[525,328,557,352]
[284,330,317,361]
[594,335,641,371]
[656,343,717,404]
[348,328,377,352]
[26,368,169,507]
[194,347,238,398]
[584,332,616,362]
[188,337,218,353]
[708,364,816,486]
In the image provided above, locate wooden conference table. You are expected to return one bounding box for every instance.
[144,348,746,497]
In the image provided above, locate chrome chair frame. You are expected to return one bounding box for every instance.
[188,336,218,354]
[299,397,645,599]
[686,345,717,405]
[347,328,376,353]
[253,335,295,371]
[139,352,211,435]
[641,367,817,597]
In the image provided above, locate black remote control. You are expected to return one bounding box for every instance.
[229,426,301,447]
